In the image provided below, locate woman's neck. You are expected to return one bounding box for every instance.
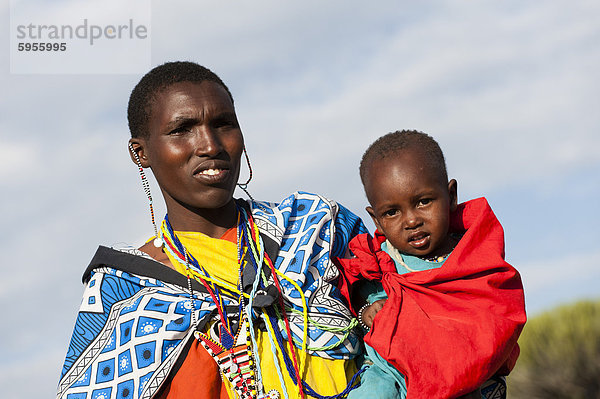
[165,198,239,239]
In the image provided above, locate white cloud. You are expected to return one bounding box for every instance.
[0,139,38,182]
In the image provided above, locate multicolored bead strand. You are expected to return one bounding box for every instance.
[161,208,264,398]
[128,142,162,248]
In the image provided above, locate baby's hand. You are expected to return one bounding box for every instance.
[457,389,481,399]
[360,299,387,328]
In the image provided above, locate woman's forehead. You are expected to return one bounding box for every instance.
[154,81,233,109]
[149,81,235,124]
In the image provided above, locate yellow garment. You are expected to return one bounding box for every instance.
[171,231,240,289]
[165,230,357,398]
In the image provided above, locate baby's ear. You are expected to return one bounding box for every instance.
[366,206,382,231]
[448,179,458,212]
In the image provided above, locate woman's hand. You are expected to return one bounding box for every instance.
[360,299,387,328]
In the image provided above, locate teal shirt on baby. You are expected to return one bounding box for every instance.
[348,241,446,399]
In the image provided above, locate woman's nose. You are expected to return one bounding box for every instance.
[194,126,223,157]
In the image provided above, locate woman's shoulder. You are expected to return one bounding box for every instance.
[81,245,184,287]
[243,190,360,219]
[240,191,365,232]
[239,191,367,259]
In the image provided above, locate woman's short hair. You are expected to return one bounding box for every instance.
[128,61,233,138]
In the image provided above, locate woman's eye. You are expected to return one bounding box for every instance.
[214,118,238,129]
[169,126,191,135]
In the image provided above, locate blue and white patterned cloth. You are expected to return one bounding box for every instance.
[57,192,367,399]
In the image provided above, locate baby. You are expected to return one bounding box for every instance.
[338,130,526,399]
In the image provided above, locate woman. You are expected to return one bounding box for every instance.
[57,62,367,399]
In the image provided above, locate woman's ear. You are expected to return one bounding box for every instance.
[448,179,458,212]
[128,138,150,168]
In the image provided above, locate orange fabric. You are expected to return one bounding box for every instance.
[220,227,237,243]
[157,340,230,399]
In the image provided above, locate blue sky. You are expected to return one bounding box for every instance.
[1,1,599,397]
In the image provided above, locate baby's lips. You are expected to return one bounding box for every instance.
[408,233,430,249]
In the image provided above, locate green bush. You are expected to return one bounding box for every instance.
[509,299,600,398]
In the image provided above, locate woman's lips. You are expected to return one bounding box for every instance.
[199,168,223,176]
[192,159,232,184]
[193,168,230,184]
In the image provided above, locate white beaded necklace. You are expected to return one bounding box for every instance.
[384,240,451,273]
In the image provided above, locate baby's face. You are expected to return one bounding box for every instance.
[365,149,457,258]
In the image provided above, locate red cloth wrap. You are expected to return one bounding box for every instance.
[336,198,526,399]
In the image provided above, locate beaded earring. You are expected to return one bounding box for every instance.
[128,142,163,248]
[237,145,254,201]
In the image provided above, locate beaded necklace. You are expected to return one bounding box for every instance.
[237,206,305,399]
[262,308,366,399]
[161,215,236,330]
[245,211,364,399]
[160,206,362,399]
[161,210,267,399]
[385,236,458,273]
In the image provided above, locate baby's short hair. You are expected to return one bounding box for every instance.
[359,130,448,185]
[128,61,233,138]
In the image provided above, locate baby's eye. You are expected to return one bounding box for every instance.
[383,209,398,217]
[418,198,432,207]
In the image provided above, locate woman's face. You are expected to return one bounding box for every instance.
[137,80,244,216]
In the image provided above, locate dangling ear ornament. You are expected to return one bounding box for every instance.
[237,145,255,201]
[128,142,163,248]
